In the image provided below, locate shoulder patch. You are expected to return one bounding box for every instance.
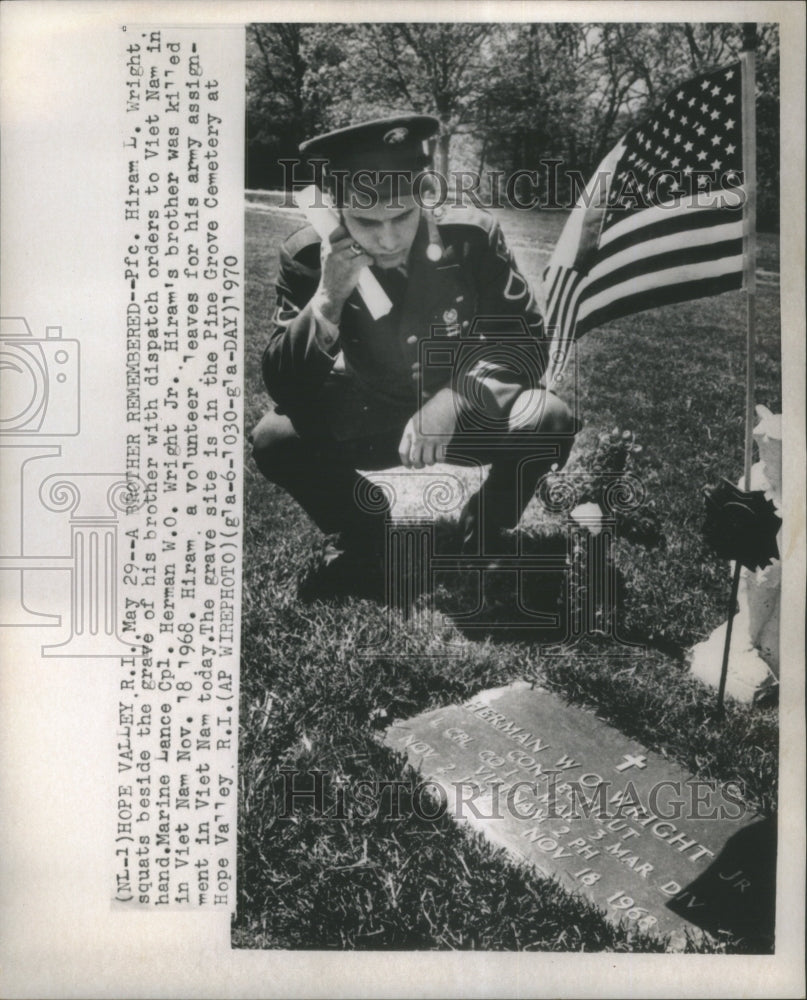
[282,223,322,268]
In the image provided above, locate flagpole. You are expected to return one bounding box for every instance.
[716,25,758,718]
[741,24,758,491]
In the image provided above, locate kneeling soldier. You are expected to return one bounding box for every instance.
[251,114,578,599]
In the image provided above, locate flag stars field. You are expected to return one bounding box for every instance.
[543,59,747,369]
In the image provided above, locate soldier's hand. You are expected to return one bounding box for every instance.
[314,225,373,323]
[398,388,459,469]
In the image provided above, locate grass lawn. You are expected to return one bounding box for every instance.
[234,195,780,952]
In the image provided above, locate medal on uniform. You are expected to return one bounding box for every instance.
[425,209,443,261]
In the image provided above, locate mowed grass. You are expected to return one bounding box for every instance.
[235,196,780,952]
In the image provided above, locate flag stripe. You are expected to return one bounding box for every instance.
[547,267,582,334]
[577,254,745,328]
[544,263,564,309]
[598,204,744,260]
[576,269,744,337]
[547,234,743,350]
[580,236,744,303]
[544,266,583,381]
[599,193,744,247]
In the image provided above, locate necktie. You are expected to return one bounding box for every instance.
[375,265,408,307]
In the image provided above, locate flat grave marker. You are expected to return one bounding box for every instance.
[384,681,775,948]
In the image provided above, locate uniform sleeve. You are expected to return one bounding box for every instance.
[457,221,548,421]
[261,242,338,411]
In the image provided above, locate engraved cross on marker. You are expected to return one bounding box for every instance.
[615,753,648,771]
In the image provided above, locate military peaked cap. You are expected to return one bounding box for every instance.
[299,114,440,176]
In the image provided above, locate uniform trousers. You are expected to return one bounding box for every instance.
[250,388,578,556]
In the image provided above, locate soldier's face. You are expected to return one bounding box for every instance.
[341,194,421,270]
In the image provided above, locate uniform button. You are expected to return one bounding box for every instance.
[406,335,417,345]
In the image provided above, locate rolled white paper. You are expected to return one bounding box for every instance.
[293,185,392,320]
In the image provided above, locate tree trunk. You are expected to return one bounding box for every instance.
[436,132,451,179]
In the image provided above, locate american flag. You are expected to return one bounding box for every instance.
[544,61,746,384]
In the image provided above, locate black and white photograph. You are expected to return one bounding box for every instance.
[237,18,786,953]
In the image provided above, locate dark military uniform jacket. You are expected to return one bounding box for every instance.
[262,206,547,440]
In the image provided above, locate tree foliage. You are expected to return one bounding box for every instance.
[246,21,780,228]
